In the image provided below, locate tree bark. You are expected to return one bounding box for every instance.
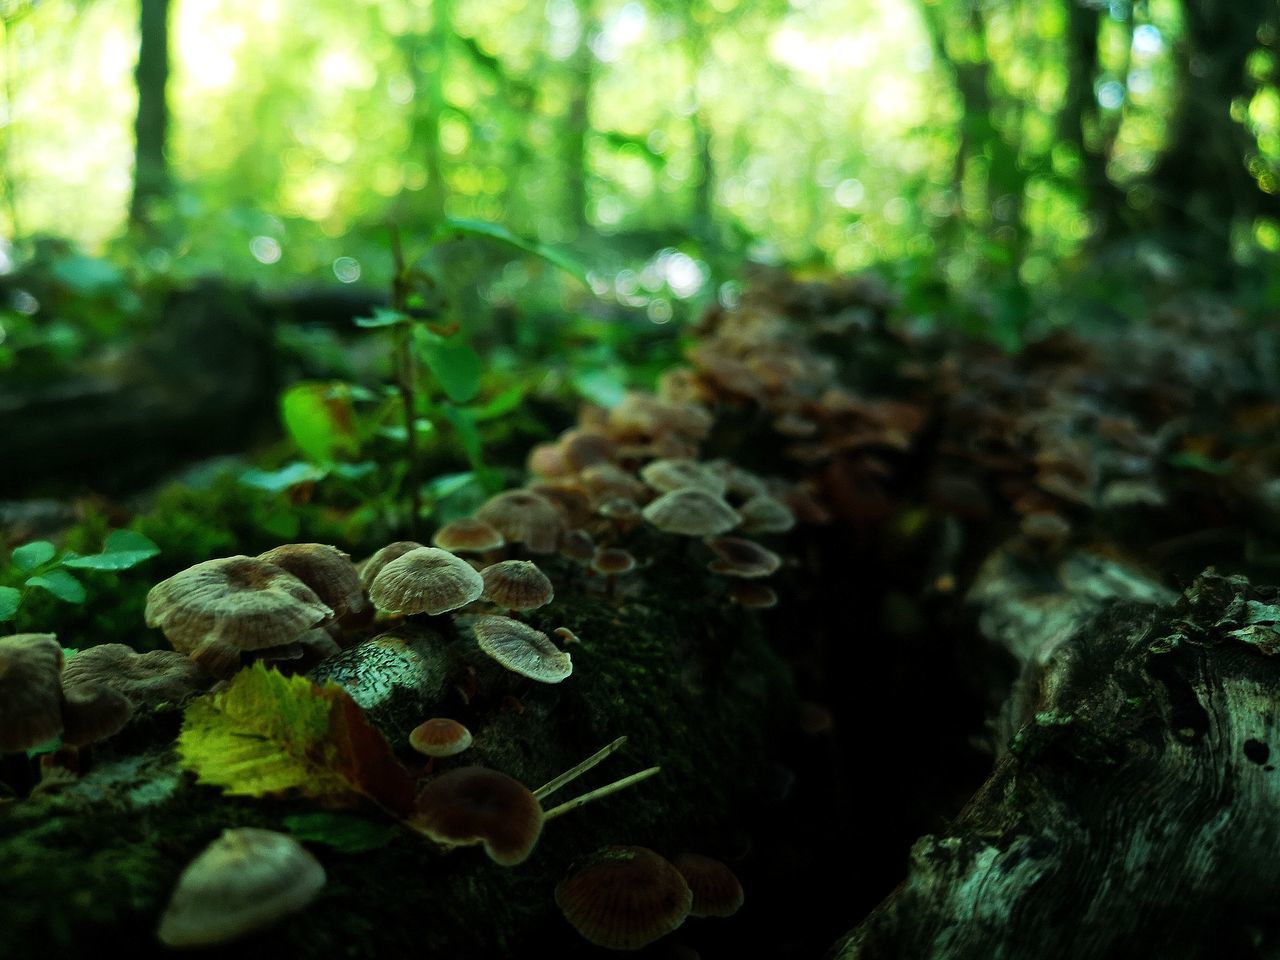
[834,570,1280,960]
[129,0,172,230]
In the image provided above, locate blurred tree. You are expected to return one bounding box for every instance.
[129,0,172,230]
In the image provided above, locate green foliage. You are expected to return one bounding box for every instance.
[0,529,159,627]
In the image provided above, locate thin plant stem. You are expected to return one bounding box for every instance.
[388,224,421,537]
[532,735,627,800]
[542,766,662,821]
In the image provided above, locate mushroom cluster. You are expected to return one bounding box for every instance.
[0,633,207,754]
[554,845,743,950]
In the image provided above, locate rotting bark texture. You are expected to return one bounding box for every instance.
[834,572,1280,960]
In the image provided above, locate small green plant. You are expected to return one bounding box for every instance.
[0,530,160,627]
[241,218,589,537]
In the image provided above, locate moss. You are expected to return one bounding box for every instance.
[0,531,795,959]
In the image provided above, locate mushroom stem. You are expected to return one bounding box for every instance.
[533,736,628,800]
[606,574,616,598]
[542,766,662,821]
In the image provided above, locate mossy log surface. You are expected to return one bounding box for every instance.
[0,543,793,959]
[834,571,1280,960]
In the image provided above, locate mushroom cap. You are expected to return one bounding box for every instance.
[368,547,485,616]
[640,459,727,497]
[358,541,426,590]
[0,633,64,752]
[555,846,693,950]
[559,529,596,563]
[736,495,796,534]
[59,683,132,747]
[671,854,744,917]
[473,615,572,684]
[475,490,564,554]
[480,560,554,611]
[579,465,648,505]
[156,828,326,948]
[592,548,637,576]
[642,489,741,537]
[729,582,778,609]
[61,643,209,708]
[704,537,782,579]
[561,429,618,471]
[256,544,365,620]
[432,518,506,554]
[145,557,333,665]
[597,496,642,522]
[412,766,543,866]
[409,718,473,758]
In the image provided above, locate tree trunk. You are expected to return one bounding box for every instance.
[129,0,172,230]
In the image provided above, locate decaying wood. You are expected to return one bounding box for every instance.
[834,571,1280,960]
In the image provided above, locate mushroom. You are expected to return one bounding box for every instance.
[640,458,727,497]
[729,582,778,609]
[156,828,326,948]
[256,543,366,620]
[559,528,596,564]
[472,616,572,683]
[144,556,333,677]
[409,718,473,768]
[367,547,484,616]
[412,738,660,866]
[0,633,65,752]
[431,518,506,554]
[591,548,637,597]
[480,560,554,613]
[735,495,796,534]
[704,537,782,579]
[642,488,741,537]
[475,490,564,555]
[358,541,426,590]
[61,644,209,708]
[671,853,744,917]
[411,766,544,866]
[555,846,693,950]
[59,683,132,747]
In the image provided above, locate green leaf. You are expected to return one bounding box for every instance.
[11,541,56,572]
[176,664,414,815]
[64,530,160,570]
[441,404,484,470]
[240,462,329,492]
[572,368,628,408]
[354,307,411,329]
[331,461,378,481]
[431,217,590,287]
[26,570,86,604]
[1167,452,1232,476]
[465,383,526,421]
[420,337,483,404]
[281,382,359,463]
[282,812,398,853]
[0,586,20,621]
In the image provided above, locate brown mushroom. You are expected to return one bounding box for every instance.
[411,766,544,866]
[472,616,572,683]
[556,846,693,950]
[256,544,366,620]
[0,633,64,752]
[431,519,505,554]
[704,537,782,579]
[480,560,554,613]
[642,489,741,537]
[409,718,473,759]
[144,557,333,677]
[475,490,564,554]
[368,547,485,616]
[61,643,209,708]
[671,853,744,917]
